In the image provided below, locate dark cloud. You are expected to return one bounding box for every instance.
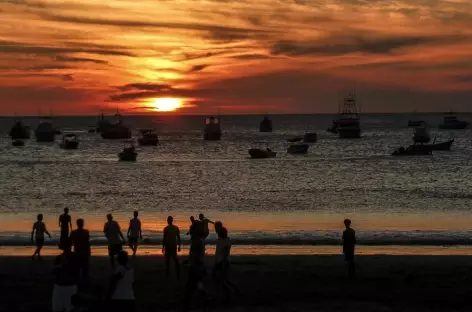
[455,75,472,82]
[231,54,275,60]
[41,13,268,41]
[61,74,74,81]
[271,35,464,56]
[55,55,109,65]
[189,64,208,72]
[116,83,174,92]
[0,40,134,57]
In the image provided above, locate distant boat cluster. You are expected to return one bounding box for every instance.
[7,94,468,160]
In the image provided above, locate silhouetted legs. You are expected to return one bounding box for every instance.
[213,262,240,301]
[129,237,138,257]
[165,249,180,279]
[345,250,356,278]
[32,239,44,260]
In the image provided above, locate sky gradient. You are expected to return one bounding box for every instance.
[1,0,472,115]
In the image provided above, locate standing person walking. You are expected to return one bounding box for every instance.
[342,218,356,278]
[31,213,52,260]
[127,211,142,257]
[104,214,126,267]
[162,216,181,279]
[70,218,91,281]
[59,208,72,250]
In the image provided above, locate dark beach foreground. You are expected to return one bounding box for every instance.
[2,254,472,311]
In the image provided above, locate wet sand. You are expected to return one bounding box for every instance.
[3,254,472,311]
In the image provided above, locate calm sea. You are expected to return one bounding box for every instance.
[1,114,472,247]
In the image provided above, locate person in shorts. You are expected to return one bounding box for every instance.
[104,214,125,267]
[162,216,181,279]
[70,218,91,281]
[213,227,239,300]
[31,213,51,260]
[127,211,142,257]
[342,218,356,278]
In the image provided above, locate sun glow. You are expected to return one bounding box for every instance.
[151,98,182,112]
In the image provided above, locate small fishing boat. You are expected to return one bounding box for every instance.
[303,133,317,143]
[287,136,303,143]
[12,140,25,147]
[259,116,273,132]
[413,122,430,144]
[326,120,339,133]
[204,116,222,140]
[287,144,309,154]
[59,134,79,150]
[249,148,277,159]
[392,145,433,156]
[438,113,468,129]
[96,112,111,133]
[408,120,425,127]
[35,117,57,142]
[407,110,424,127]
[138,129,159,146]
[101,112,131,139]
[337,93,361,139]
[119,144,137,161]
[9,121,30,140]
[417,138,454,151]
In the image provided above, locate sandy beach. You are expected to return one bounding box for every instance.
[3,253,472,311]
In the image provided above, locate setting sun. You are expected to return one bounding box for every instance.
[151,98,182,112]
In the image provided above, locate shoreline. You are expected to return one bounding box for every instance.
[3,244,472,256]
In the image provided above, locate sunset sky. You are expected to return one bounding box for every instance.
[1,0,472,115]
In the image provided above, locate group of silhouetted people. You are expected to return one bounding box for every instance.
[30,209,357,311]
[30,209,241,311]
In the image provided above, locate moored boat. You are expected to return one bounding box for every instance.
[204,116,222,140]
[119,144,137,161]
[337,93,361,139]
[259,116,273,132]
[12,140,25,147]
[413,122,430,144]
[59,134,79,150]
[249,148,277,159]
[438,113,468,129]
[9,121,30,140]
[303,133,317,143]
[287,136,303,143]
[416,139,454,151]
[35,117,57,142]
[392,145,433,156]
[287,144,309,154]
[138,129,159,146]
[326,120,339,133]
[101,113,131,139]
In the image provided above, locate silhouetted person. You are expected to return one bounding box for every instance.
[70,218,91,281]
[107,250,135,312]
[213,227,240,301]
[199,213,214,239]
[127,211,142,257]
[31,213,51,260]
[214,221,223,235]
[342,218,356,278]
[162,216,181,279]
[104,214,125,267]
[59,207,72,250]
[187,216,204,266]
[52,242,79,312]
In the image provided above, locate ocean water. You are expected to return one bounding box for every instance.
[1,114,472,247]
